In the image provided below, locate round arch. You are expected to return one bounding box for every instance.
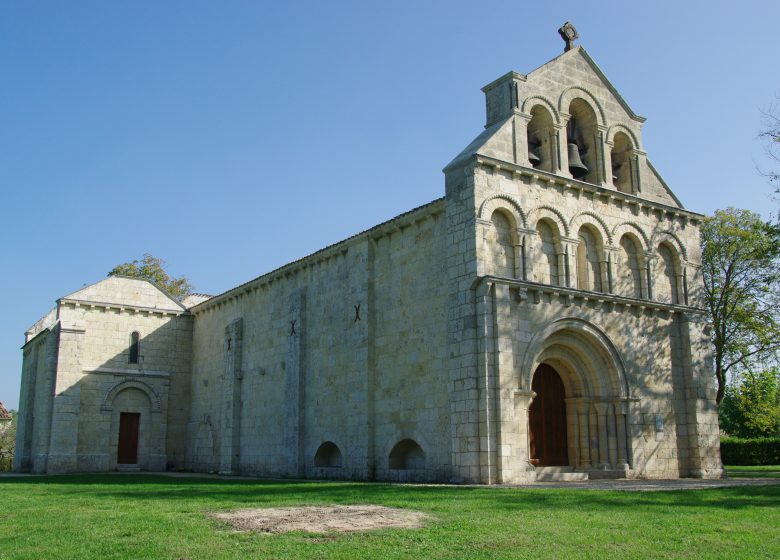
[519,318,629,399]
[612,222,650,251]
[570,211,614,246]
[558,86,607,126]
[101,379,162,413]
[521,95,561,124]
[527,205,570,237]
[606,123,641,149]
[478,194,527,228]
[651,230,688,262]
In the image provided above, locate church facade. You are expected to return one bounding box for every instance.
[14,34,724,483]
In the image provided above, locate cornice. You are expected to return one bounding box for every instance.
[192,198,446,315]
[472,154,703,224]
[58,298,189,317]
[473,275,705,315]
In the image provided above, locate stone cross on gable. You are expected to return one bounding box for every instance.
[558,22,579,52]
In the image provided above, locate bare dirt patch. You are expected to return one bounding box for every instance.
[207,505,430,534]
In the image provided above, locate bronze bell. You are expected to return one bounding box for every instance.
[528,148,541,166]
[567,143,588,179]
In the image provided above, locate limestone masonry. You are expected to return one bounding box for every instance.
[15,36,724,482]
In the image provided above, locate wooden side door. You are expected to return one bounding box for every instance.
[117,412,140,464]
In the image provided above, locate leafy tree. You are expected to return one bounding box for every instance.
[109,254,194,301]
[701,208,780,404]
[0,410,17,472]
[759,97,780,189]
[719,369,780,437]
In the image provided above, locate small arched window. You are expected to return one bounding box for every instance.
[655,243,680,304]
[535,219,560,286]
[129,331,140,364]
[576,226,603,292]
[611,132,635,193]
[567,99,599,184]
[389,439,425,470]
[485,210,516,278]
[527,105,556,172]
[314,441,343,468]
[618,234,643,298]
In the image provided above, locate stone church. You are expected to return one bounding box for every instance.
[15,26,724,482]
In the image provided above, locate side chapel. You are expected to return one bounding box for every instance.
[15,25,723,482]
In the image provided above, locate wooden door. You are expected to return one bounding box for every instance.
[117,412,140,464]
[529,364,569,466]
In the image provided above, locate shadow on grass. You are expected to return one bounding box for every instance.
[2,474,779,512]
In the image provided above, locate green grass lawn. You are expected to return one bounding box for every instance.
[725,465,780,478]
[1,475,779,560]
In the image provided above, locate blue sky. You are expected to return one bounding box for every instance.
[1,1,778,409]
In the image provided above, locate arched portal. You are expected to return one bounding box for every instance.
[529,364,569,466]
[520,319,632,473]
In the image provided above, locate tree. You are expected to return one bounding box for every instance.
[701,208,780,404]
[719,369,780,438]
[0,410,17,472]
[109,254,194,301]
[759,97,780,190]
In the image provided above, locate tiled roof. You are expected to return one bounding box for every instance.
[0,402,11,421]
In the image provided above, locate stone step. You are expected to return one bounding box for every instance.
[535,466,574,474]
[535,467,588,482]
[587,468,628,480]
[116,464,141,473]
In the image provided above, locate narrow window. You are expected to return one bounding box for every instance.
[129,331,140,364]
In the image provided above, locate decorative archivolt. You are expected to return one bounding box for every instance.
[612,222,651,251]
[651,230,688,261]
[606,123,641,150]
[101,379,162,413]
[478,194,528,228]
[558,86,607,126]
[520,95,561,124]
[527,205,570,237]
[519,317,629,399]
[569,211,614,246]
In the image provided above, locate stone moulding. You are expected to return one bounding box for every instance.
[472,275,706,315]
[100,379,163,413]
[58,298,187,318]
[473,154,702,224]
[191,198,446,316]
[84,367,171,379]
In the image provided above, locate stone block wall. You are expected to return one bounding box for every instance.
[187,201,450,481]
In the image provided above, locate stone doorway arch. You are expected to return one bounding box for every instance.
[519,318,633,473]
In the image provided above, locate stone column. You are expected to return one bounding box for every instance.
[219,318,243,475]
[604,137,615,189]
[588,403,599,469]
[492,283,515,483]
[554,122,570,177]
[513,112,532,167]
[594,401,610,468]
[595,126,608,187]
[517,229,535,281]
[475,281,497,484]
[512,390,536,480]
[575,399,592,469]
[607,403,618,467]
[614,399,630,470]
[561,238,579,288]
[284,288,307,478]
[644,254,656,301]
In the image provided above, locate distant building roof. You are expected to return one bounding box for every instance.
[0,403,11,421]
[180,293,213,309]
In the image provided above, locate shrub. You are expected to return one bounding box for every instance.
[720,436,780,465]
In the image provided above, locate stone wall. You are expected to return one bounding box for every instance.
[187,201,450,481]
